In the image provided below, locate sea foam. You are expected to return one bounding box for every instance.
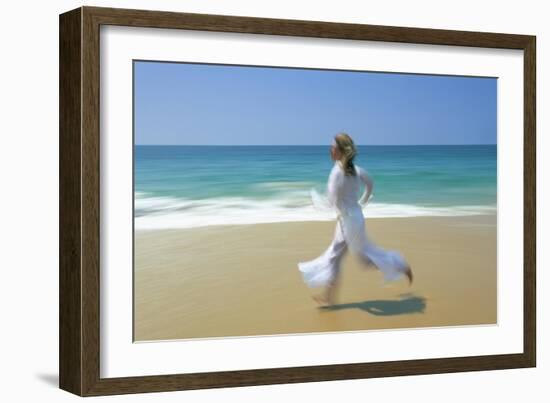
[134,193,496,230]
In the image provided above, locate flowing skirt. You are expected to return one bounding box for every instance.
[298,206,409,287]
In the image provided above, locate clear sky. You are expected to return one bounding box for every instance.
[134,61,496,146]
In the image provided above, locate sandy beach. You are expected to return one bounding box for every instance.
[134,214,496,342]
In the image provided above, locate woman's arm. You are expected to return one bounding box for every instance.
[357,166,374,205]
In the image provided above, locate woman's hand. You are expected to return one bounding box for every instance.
[359,188,373,206]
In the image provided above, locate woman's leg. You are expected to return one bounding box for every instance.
[313,220,348,305]
[357,237,413,285]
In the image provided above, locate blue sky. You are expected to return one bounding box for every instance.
[134,61,497,145]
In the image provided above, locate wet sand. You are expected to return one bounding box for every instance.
[134,214,497,342]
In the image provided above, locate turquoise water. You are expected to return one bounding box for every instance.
[135,145,496,229]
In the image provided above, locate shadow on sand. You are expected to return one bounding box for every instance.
[319,293,426,316]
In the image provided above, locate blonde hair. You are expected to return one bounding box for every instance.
[334,132,357,176]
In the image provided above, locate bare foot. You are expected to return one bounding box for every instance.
[312,294,331,306]
[404,265,413,286]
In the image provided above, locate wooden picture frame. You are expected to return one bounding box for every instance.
[59,5,536,397]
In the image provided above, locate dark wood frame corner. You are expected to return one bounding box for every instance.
[59,5,536,397]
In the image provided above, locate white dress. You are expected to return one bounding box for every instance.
[298,161,410,287]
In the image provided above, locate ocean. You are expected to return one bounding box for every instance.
[134,145,496,229]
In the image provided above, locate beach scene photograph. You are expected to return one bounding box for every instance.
[133,60,497,342]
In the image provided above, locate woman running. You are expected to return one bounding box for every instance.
[298,132,413,306]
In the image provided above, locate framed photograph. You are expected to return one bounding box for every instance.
[59,6,536,397]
